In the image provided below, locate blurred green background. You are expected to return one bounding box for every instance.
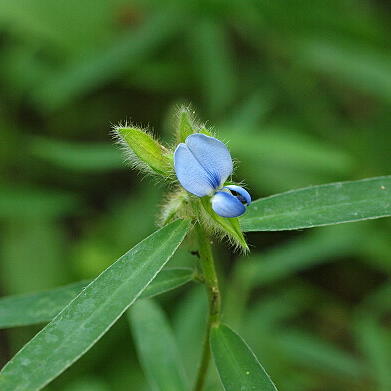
[0,0,390,390]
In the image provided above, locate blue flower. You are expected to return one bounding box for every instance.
[174,133,251,218]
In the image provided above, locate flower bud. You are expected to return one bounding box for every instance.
[114,126,172,176]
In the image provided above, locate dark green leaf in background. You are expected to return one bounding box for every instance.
[275,330,365,380]
[30,137,123,172]
[129,299,188,391]
[354,318,391,391]
[173,286,208,381]
[227,129,355,177]
[241,224,363,287]
[0,186,79,219]
[32,9,186,110]
[296,39,391,102]
[190,18,236,116]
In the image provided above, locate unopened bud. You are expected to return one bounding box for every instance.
[114,127,172,176]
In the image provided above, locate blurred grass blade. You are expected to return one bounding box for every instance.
[0,220,191,391]
[0,186,79,219]
[62,376,111,391]
[358,282,391,317]
[354,318,391,391]
[296,39,391,101]
[222,91,275,129]
[244,224,362,287]
[190,19,236,116]
[245,285,314,333]
[276,330,365,379]
[0,268,194,328]
[225,224,360,326]
[33,10,184,110]
[211,324,278,391]
[227,129,354,175]
[173,286,208,380]
[129,299,188,391]
[30,137,123,172]
[0,218,69,295]
[241,176,391,231]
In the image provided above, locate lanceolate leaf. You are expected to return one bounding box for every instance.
[211,324,278,391]
[241,176,391,231]
[129,300,188,391]
[0,268,194,329]
[0,220,191,391]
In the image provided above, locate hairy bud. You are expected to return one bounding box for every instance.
[114,126,172,177]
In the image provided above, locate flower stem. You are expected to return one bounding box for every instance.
[193,223,221,391]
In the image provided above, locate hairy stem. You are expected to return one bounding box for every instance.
[193,223,221,391]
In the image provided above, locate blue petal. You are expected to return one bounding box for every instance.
[174,143,215,197]
[225,185,251,205]
[185,133,233,188]
[211,191,246,218]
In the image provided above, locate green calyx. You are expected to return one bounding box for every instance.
[176,107,196,143]
[175,106,214,143]
[159,191,248,251]
[199,196,248,252]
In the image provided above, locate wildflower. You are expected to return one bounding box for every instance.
[174,133,251,218]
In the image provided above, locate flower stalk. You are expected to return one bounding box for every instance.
[193,223,221,391]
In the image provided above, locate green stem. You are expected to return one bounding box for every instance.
[193,223,221,391]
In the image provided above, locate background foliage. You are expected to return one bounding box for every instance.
[0,0,390,390]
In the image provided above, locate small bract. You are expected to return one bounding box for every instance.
[174,133,251,218]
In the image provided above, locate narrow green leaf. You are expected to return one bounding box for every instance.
[211,324,278,391]
[0,280,85,328]
[241,176,391,231]
[0,220,191,391]
[138,267,194,301]
[0,268,194,328]
[129,300,188,391]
